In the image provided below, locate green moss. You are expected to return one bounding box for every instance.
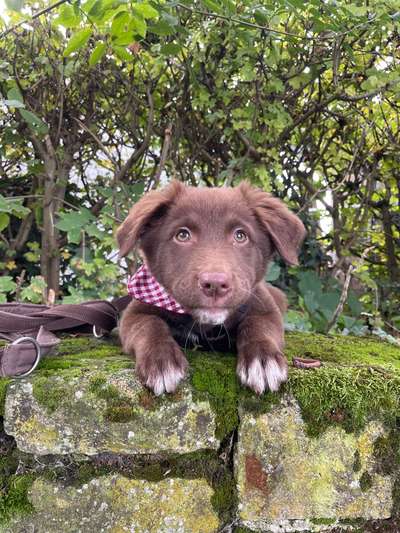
[286,365,400,437]
[0,474,35,523]
[55,336,119,356]
[188,333,400,439]
[43,447,236,524]
[0,442,35,524]
[0,378,10,416]
[35,336,131,375]
[285,332,400,371]
[373,430,400,524]
[32,376,72,413]
[353,450,362,472]
[14,333,400,443]
[311,517,336,525]
[88,375,139,422]
[359,471,373,492]
[88,374,107,393]
[168,449,236,523]
[189,351,239,440]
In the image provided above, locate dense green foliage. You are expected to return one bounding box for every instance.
[0,0,399,336]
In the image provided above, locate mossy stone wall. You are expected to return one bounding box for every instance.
[0,332,399,532]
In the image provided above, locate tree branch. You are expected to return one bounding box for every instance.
[0,0,69,39]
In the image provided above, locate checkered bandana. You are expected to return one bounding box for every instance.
[127,264,186,314]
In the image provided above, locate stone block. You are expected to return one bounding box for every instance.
[4,368,218,455]
[6,475,220,533]
[236,395,394,532]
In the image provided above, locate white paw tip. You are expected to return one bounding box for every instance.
[237,357,288,394]
[265,358,287,392]
[146,366,185,396]
[246,358,266,395]
[163,365,185,393]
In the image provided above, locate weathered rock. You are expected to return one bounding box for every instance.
[5,475,220,533]
[236,395,394,532]
[4,368,219,455]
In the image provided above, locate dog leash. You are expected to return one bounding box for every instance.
[0,297,131,378]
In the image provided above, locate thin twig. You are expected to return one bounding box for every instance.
[0,0,69,39]
[14,269,25,301]
[72,117,117,166]
[297,127,366,215]
[177,2,306,39]
[326,264,355,334]
[153,123,173,188]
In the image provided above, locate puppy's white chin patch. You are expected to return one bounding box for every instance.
[192,308,230,325]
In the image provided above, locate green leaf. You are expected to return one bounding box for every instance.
[148,20,176,36]
[129,15,147,38]
[86,223,104,239]
[160,43,182,55]
[63,28,93,57]
[67,227,83,244]
[19,109,48,133]
[0,276,16,293]
[265,262,280,282]
[56,208,94,232]
[0,195,8,212]
[134,3,159,19]
[7,87,23,103]
[111,11,129,36]
[113,31,136,46]
[202,0,222,14]
[113,46,133,62]
[89,42,107,66]
[9,201,30,218]
[0,213,9,232]
[303,291,320,314]
[53,5,80,28]
[347,291,363,317]
[318,292,340,321]
[87,0,105,19]
[284,309,312,332]
[20,276,46,304]
[297,270,323,296]
[5,0,24,11]
[62,286,86,304]
[253,8,269,25]
[4,99,25,108]
[345,5,367,17]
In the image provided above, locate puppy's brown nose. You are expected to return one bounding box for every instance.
[199,272,231,298]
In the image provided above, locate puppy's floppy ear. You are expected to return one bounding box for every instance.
[239,182,306,265]
[117,180,184,257]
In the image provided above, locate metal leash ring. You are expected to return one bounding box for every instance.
[10,336,42,378]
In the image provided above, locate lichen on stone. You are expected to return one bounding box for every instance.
[4,367,219,456]
[6,474,220,533]
[236,395,394,531]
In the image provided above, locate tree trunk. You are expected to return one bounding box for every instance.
[40,141,71,301]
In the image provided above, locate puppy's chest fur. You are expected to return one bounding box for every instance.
[162,306,249,352]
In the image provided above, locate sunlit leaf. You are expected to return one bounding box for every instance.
[63,28,93,57]
[89,42,107,65]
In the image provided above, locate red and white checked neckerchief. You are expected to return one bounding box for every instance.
[127,264,186,314]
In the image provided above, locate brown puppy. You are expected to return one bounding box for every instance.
[117,181,305,396]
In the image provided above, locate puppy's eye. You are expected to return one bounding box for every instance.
[175,228,191,242]
[234,229,248,243]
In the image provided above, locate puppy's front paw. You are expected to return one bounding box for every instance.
[136,341,188,396]
[237,342,288,394]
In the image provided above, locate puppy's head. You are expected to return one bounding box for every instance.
[117,181,305,324]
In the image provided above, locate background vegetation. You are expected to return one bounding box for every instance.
[1,0,399,338]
